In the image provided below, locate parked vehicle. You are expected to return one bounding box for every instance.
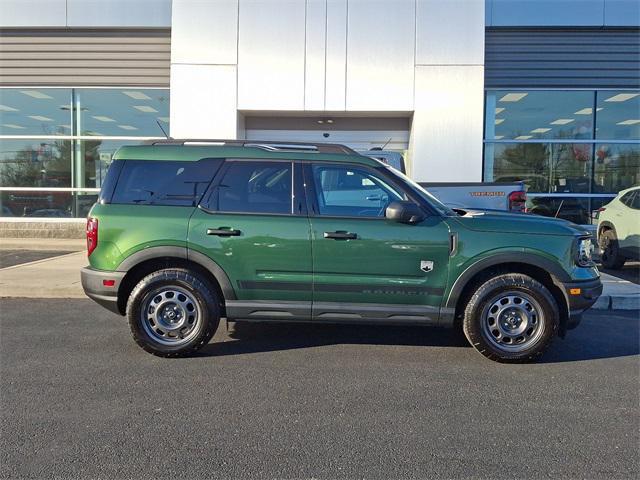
[361,150,526,213]
[81,140,601,363]
[419,182,527,213]
[597,186,640,269]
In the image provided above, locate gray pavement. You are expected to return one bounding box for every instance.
[0,300,638,480]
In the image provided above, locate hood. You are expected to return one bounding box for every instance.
[450,209,590,236]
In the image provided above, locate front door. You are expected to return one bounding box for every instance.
[188,160,312,320]
[305,162,451,324]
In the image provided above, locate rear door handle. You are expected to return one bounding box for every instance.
[324,231,357,240]
[207,227,241,237]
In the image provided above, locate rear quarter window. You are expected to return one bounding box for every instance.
[110,159,223,207]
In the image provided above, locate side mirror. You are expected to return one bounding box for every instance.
[385,201,425,224]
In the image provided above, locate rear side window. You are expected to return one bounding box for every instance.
[620,191,635,207]
[111,159,223,206]
[207,161,293,214]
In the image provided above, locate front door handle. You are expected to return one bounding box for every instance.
[324,231,357,240]
[207,227,241,237]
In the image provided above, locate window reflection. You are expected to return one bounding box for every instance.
[0,139,72,188]
[76,89,170,137]
[485,90,594,140]
[484,143,592,193]
[594,143,640,193]
[595,91,640,140]
[0,88,72,136]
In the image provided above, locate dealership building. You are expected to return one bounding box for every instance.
[0,0,638,226]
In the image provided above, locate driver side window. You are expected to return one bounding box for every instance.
[311,164,405,218]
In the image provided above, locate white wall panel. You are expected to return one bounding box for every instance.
[237,0,306,110]
[411,66,484,182]
[305,0,327,110]
[0,0,66,27]
[170,64,238,138]
[346,0,415,111]
[67,0,172,27]
[171,0,238,65]
[325,0,347,110]
[416,0,484,65]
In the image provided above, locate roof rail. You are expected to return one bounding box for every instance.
[145,139,358,155]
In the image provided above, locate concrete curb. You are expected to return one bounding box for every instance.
[592,295,640,311]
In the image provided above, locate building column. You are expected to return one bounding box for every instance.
[169,0,239,139]
[410,66,485,182]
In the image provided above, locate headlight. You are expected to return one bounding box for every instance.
[576,237,594,267]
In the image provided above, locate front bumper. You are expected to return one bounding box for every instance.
[81,266,126,315]
[561,277,603,330]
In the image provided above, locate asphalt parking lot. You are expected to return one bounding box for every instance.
[1,299,638,480]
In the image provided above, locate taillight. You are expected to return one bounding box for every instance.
[508,191,526,212]
[593,207,606,221]
[86,217,98,256]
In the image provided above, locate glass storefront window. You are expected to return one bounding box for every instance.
[0,88,72,136]
[484,142,593,193]
[0,139,72,188]
[594,143,640,193]
[595,91,640,140]
[0,190,97,218]
[0,87,169,218]
[78,139,146,189]
[76,89,170,137]
[485,90,594,141]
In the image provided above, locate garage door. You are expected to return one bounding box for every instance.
[244,116,410,152]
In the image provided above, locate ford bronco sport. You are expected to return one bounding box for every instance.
[81,140,602,363]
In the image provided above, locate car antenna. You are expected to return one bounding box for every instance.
[381,137,392,149]
[156,120,171,139]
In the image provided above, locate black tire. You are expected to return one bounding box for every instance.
[462,273,559,363]
[126,268,220,357]
[599,229,626,270]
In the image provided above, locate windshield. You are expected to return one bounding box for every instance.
[383,166,457,216]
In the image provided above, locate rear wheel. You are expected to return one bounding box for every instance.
[126,268,220,357]
[599,229,626,269]
[462,273,559,363]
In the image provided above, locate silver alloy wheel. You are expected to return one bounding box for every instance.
[480,291,545,352]
[141,286,201,346]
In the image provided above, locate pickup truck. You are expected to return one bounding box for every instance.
[363,150,526,213]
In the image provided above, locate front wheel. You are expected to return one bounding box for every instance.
[126,268,220,357]
[462,273,559,363]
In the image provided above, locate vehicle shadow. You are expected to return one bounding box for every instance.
[195,321,470,358]
[540,313,640,363]
[193,313,639,363]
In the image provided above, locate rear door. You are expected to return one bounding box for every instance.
[188,160,313,320]
[305,162,451,324]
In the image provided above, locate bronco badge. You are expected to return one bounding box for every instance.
[420,260,434,273]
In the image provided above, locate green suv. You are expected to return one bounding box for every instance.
[81,140,602,363]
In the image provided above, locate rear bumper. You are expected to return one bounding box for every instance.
[81,266,125,315]
[561,277,603,330]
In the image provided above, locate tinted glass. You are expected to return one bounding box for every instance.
[76,88,170,137]
[0,190,96,218]
[620,191,635,207]
[111,159,221,206]
[485,90,593,140]
[593,143,640,193]
[0,138,72,188]
[215,162,292,214]
[484,143,593,193]
[631,191,640,210]
[0,88,72,136]
[595,91,640,140]
[312,165,404,217]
